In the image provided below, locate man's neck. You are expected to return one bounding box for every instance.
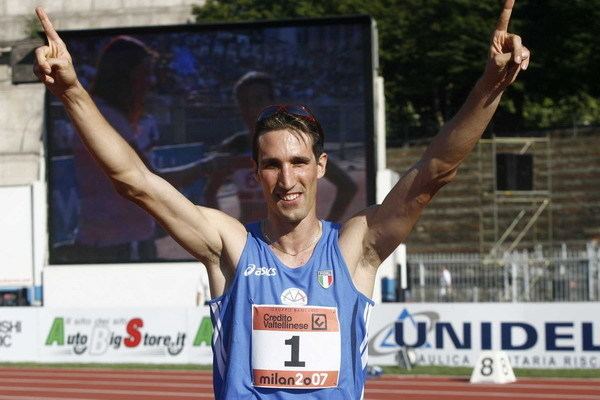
[262,215,322,261]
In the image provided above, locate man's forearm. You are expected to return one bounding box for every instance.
[423,77,504,174]
[61,82,147,181]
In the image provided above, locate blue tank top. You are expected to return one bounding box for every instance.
[209,221,374,399]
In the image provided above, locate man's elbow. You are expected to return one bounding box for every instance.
[112,171,149,201]
[427,158,459,187]
[436,167,458,186]
[415,161,458,206]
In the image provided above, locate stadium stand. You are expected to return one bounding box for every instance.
[387,128,600,254]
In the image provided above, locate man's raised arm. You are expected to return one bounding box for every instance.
[33,7,247,292]
[340,0,530,272]
[34,7,141,182]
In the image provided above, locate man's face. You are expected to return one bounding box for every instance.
[255,129,326,223]
[237,82,274,131]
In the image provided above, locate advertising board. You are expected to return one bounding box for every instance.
[1,303,598,368]
[369,303,600,369]
[0,308,37,361]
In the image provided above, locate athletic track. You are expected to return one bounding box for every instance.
[0,367,598,399]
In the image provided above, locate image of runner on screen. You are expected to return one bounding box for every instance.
[203,71,358,223]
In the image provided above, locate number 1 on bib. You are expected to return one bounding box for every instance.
[252,305,341,389]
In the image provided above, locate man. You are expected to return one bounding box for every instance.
[33,1,528,398]
[203,71,357,223]
[439,266,453,302]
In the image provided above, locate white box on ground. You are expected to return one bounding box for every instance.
[470,351,516,384]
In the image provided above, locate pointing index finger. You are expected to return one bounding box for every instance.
[495,0,515,32]
[35,7,61,43]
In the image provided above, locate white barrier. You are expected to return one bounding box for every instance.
[1,303,599,368]
[43,263,205,307]
[0,186,34,286]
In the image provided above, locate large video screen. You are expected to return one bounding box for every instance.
[47,17,376,264]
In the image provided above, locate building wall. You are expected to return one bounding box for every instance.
[0,0,201,42]
[0,0,202,186]
[387,130,600,253]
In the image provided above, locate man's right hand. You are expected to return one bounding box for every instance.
[33,7,79,98]
[481,0,530,92]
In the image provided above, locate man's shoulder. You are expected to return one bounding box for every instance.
[235,220,265,247]
[337,206,378,244]
[244,221,261,234]
[323,219,341,232]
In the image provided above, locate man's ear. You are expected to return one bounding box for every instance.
[317,152,327,179]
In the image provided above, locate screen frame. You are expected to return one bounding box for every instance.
[45,15,377,265]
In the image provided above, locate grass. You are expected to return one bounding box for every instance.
[0,363,597,378]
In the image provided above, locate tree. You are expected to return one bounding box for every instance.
[516,0,600,130]
[192,0,600,142]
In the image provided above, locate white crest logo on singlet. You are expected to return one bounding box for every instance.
[244,264,277,277]
[280,288,308,305]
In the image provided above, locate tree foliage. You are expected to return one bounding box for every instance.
[193,0,600,143]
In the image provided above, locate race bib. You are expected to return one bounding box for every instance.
[251,305,341,389]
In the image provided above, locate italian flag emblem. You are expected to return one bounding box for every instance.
[318,270,334,289]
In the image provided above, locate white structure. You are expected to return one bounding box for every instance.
[470,351,517,384]
[0,0,203,306]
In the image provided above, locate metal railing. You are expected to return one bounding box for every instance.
[402,241,600,303]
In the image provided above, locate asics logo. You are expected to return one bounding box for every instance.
[243,264,277,277]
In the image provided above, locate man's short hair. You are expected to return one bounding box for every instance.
[234,71,275,101]
[252,107,325,164]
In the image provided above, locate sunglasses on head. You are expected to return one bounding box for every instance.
[256,104,320,127]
